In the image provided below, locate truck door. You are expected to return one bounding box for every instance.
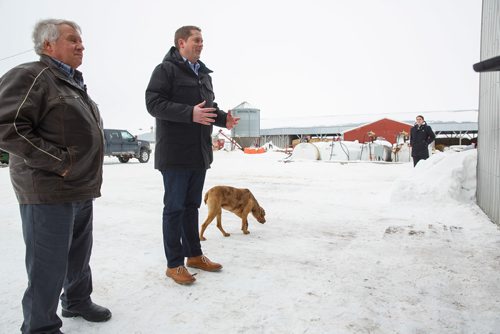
[120,130,137,154]
[107,130,122,154]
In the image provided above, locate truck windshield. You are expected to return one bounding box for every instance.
[121,131,134,141]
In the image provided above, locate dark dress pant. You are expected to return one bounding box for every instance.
[19,200,94,334]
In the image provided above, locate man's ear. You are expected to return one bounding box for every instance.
[43,40,53,52]
[178,38,186,49]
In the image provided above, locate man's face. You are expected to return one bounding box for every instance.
[44,24,84,69]
[416,116,424,125]
[179,30,203,63]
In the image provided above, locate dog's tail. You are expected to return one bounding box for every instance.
[203,191,209,205]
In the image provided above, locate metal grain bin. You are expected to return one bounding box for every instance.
[230,101,261,147]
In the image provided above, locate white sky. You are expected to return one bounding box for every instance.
[0,0,482,134]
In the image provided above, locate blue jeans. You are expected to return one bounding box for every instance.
[19,200,94,334]
[161,169,206,268]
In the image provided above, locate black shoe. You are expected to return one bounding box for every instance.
[62,302,112,322]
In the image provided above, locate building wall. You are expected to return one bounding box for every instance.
[261,135,292,149]
[477,0,500,225]
[343,118,412,144]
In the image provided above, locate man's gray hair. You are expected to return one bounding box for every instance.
[32,19,81,55]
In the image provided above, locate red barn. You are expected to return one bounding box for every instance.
[343,118,412,144]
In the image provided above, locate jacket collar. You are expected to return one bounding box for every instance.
[162,46,213,74]
[39,55,86,92]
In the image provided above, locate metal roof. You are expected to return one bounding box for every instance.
[431,122,477,133]
[260,125,353,136]
[232,101,259,110]
[262,110,476,126]
[260,121,477,136]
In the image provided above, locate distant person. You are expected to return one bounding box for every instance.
[0,19,111,333]
[145,26,239,285]
[410,115,436,166]
[470,137,478,148]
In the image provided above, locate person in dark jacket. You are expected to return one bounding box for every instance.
[410,115,436,167]
[146,26,239,285]
[0,19,111,333]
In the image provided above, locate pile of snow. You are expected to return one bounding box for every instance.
[392,149,477,203]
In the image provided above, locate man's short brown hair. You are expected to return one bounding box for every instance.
[174,25,201,48]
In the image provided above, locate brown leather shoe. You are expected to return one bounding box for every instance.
[166,266,196,285]
[187,255,222,272]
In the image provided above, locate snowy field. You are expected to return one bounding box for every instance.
[1,149,500,334]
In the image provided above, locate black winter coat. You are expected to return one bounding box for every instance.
[410,122,435,158]
[0,55,104,204]
[145,47,228,170]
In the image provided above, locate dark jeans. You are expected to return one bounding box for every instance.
[20,200,94,334]
[161,168,206,268]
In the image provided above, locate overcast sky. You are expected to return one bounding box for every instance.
[0,0,482,134]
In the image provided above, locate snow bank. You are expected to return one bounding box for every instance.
[391,149,477,204]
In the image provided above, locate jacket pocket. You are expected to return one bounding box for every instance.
[61,146,76,180]
[32,168,63,192]
[200,78,215,103]
[173,80,199,103]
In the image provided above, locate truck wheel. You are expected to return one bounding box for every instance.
[138,148,150,163]
[118,157,129,163]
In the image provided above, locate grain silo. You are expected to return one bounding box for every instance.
[230,101,261,148]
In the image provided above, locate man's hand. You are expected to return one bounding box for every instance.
[193,101,217,125]
[226,110,240,130]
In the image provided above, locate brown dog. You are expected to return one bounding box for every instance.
[200,186,266,240]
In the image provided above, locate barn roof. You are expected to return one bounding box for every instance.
[260,110,478,136]
[343,118,412,133]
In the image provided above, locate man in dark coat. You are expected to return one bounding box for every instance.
[0,19,111,333]
[410,115,436,167]
[145,26,239,285]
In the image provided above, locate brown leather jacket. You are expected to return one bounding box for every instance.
[0,55,104,204]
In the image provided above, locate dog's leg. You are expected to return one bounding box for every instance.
[216,211,230,237]
[200,210,218,241]
[241,215,250,235]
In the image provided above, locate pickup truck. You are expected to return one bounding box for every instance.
[0,129,152,165]
[103,129,152,163]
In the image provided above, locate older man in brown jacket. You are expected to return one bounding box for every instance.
[0,19,110,334]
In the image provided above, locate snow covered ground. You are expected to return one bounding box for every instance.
[1,148,499,333]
